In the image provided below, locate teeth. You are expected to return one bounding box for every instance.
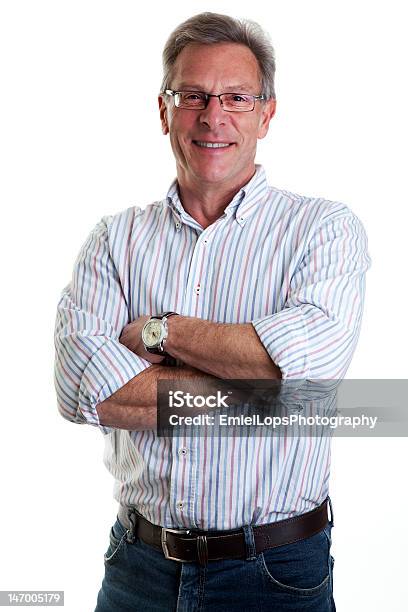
[194,141,231,148]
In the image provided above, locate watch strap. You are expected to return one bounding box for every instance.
[152,311,178,321]
[162,355,177,367]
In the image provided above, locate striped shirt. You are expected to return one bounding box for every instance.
[54,164,370,529]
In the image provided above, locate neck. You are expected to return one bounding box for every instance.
[176,165,256,229]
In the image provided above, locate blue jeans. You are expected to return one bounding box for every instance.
[95,508,336,611]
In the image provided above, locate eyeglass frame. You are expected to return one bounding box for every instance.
[163,89,266,112]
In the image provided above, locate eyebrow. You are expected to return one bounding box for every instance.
[175,83,255,91]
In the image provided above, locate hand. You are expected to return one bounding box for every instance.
[119,316,166,364]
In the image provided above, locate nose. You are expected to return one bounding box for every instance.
[198,95,227,129]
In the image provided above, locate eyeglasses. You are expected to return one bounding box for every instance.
[164,89,266,112]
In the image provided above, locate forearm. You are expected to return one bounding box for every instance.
[166,316,281,380]
[96,363,217,431]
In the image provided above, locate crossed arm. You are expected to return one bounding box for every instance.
[54,207,370,434]
[96,315,281,430]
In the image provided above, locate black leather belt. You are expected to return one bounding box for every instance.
[117,497,330,566]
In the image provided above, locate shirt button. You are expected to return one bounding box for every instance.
[175,222,181,230]
[177,501,184,510]
[195,284,200,294]
[178,447,188,456]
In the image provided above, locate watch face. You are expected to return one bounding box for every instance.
[142,319,163,348]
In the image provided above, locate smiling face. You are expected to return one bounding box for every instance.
[158,42,276,191]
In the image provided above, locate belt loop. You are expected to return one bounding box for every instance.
[327,495,334,527]
[197,535,208,566]
[242,525,257,561]
[126,507,138,543]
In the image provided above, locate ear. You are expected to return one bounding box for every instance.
[257,98,277,140]
[158,95,169,135]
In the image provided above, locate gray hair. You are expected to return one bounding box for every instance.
[160,12,276,100]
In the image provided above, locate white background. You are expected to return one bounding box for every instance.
[0,1,407,610]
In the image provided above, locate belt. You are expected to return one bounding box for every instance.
[117,497,330,566]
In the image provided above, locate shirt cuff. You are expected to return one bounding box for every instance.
[78,338,152,434]
[252,307,311,383]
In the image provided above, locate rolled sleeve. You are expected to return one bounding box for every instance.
[252,203,371,381]
[252,306,311,380]
[54,215,151,434]
[79,337,151,435]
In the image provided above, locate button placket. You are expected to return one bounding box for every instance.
[189,233,205,300]
[183,222,219,313]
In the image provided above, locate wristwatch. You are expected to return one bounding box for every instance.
[141,312,178,356]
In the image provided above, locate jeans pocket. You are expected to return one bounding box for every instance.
[258,528,331,596]
[104,517,128,567]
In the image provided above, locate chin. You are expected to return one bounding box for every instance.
[193,164,233,183]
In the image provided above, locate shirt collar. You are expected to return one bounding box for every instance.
[165,164,269,229]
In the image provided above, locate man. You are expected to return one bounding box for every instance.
[54,11,370,612]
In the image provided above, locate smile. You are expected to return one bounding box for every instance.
[193,140,234,149]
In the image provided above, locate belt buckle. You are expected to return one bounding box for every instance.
[161,527,194,562]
